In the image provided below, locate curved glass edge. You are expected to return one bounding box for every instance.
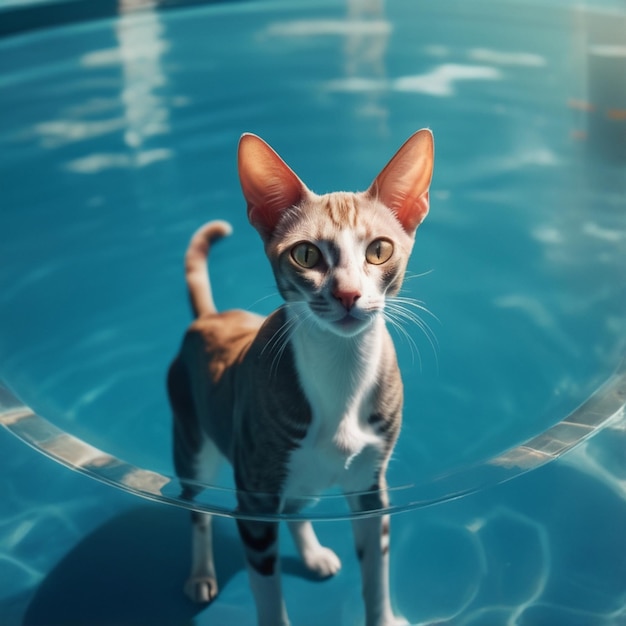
[1,361,625,521]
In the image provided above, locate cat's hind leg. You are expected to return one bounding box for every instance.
[168,359,222,603]
[287,520,341,578]
[184,437,224,604]
[185,510,218,603]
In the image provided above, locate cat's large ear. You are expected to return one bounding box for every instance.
[367,129,434,235]
[238,133,309,240]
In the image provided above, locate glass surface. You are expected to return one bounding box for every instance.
[1,0,625,518]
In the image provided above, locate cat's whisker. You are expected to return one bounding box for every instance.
[387,298,440,341]
[385,297,439,370]
[260,316,292,357]
[272,309,320,377]
[383,309,422,369]
[269,335,291,379]
[247,290,282,310]
[403,268,435,282]
[301,309,319,337]
[390,311,439,367]
[265,306,314,378]
[386,303,439,350]
[391,295,440,323]
[262,313,298,367]
[384,306,423,361]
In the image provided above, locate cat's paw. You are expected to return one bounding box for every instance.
[184,575,219,604]
[301,546,342,578]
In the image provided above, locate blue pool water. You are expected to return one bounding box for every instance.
[1,0,625,624]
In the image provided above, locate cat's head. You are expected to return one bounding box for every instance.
[238,130,434,338]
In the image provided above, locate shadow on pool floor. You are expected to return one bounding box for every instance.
[22,505,239,626]
[23,502,336,626]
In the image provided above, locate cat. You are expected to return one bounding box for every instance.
[167,129,434,626]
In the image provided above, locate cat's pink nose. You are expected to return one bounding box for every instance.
[333,288,361,311]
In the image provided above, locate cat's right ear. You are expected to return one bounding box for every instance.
[238,134,308,240]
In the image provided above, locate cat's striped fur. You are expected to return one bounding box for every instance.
[168,130,434,626]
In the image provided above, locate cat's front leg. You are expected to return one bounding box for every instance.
[351,514,397,626]
[236,518,290,626]
[288,520,341,578]
[348,492,407,626]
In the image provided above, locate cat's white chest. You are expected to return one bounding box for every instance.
[282,323,384,501]
[283,414,379,500]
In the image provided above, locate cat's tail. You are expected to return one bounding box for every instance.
[185,220,233,317]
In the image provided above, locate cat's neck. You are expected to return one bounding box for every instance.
[286,305,385,424]
[287,304,384,366]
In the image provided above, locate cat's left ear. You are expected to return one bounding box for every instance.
[238,133,309,240]
[367,129,434,235]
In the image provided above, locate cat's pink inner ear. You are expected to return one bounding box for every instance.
[238,133,307,239]
[367,129,434,235]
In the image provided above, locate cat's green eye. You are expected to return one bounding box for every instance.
[366,239,394,265]
[291,242,321,268]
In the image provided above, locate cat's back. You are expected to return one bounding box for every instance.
[182,309,265,383]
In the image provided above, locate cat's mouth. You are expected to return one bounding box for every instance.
[301,301,381,336]
[329,311,374,335]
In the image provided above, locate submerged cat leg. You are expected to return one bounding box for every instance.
[184,452,223,603]
[236,518,289,626]
[287,520,341,578]
[351,514,403,626]
[347,490,408,626]
[180,434,224,603]
[168,359,218,602]
[185,510,219,603]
